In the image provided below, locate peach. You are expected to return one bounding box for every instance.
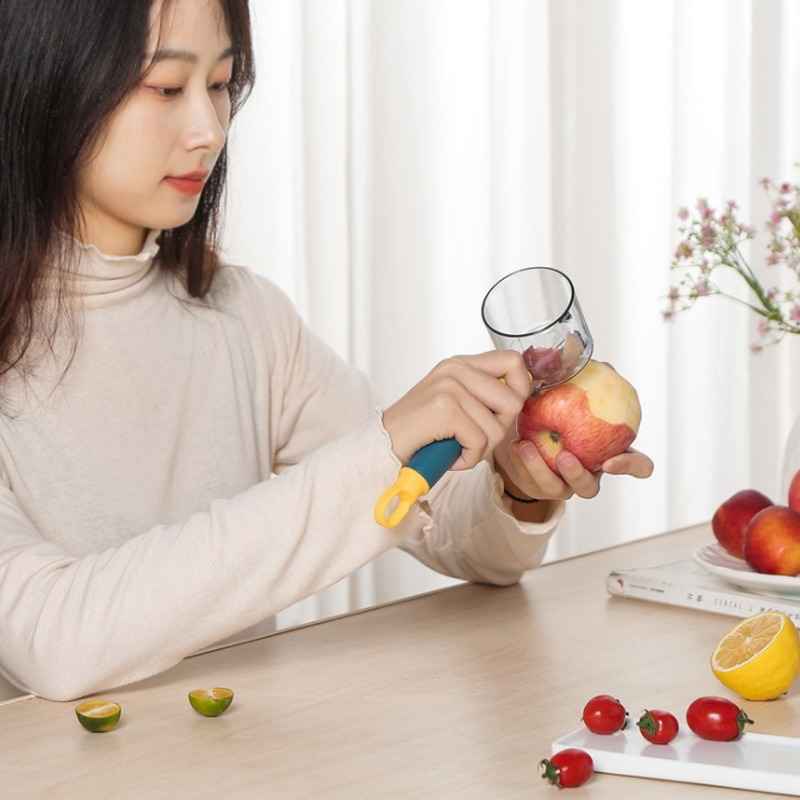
[712,489,773,560]
[744,505,800,576]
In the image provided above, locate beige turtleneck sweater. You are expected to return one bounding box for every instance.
[0,234,564,701]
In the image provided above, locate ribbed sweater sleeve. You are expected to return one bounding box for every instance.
[0,252,563,701]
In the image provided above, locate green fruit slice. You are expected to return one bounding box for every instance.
[188,687,234,717]
[75,700,122,732]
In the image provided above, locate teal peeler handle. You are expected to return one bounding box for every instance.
[374,438,462,528]
[407,438,462,483]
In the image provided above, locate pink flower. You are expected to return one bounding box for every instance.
[668,179,800,347]
[700,223,716,248]
[697,199,715,220]
[768,211,783,231]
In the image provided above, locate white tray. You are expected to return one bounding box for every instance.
[552,725,800,795]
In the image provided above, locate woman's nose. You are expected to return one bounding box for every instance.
[183,93,228,152]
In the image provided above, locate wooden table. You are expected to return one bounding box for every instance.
[2,522,798,799]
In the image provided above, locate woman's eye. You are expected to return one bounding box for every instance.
[149,86,182,98]
[210,81,231,93]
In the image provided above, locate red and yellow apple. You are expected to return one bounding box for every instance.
[744,505,800,576]
[515,359,641,472]
[711,489,773,560]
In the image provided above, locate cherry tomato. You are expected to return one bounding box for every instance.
[686,696,754,741]
[636,709,679,745]
[539,748,594,788]
[582,694,628,734]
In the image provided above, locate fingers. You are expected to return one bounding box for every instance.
[431,355,527,469]
[504,439,580,501]
[516,441,601,500]
[601,448,655,479]
[503,440,653,501]
[440,352,530,406]
[422,378,504,470]
[382,350,531,468]
[553,451,602,499]
[435,354,528,435]
[486,351,532,406]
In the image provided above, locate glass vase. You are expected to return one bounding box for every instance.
[781,414,800,500]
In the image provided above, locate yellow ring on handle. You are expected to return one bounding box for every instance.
[374,467,431,528]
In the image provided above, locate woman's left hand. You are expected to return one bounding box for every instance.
[494,433,654,503]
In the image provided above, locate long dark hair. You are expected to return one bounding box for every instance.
[0,0,255,377]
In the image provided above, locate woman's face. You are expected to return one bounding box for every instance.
[76,0,234,255]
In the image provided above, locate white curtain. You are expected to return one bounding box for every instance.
[222,0,800,622]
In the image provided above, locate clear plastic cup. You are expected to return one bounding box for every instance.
[481,266,594,393]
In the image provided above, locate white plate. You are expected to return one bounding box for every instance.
[552,725,800,794]
[693,543,800,598]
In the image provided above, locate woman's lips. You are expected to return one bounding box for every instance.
[165,173,207,196]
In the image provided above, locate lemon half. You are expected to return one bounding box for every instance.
[75,700,122,732]
[711,611,800,701]
[188,687,234,717]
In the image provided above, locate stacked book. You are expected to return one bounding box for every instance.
[607,551,800,628]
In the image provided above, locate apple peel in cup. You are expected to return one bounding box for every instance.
[522,331,587,390]
[516,359,641,472]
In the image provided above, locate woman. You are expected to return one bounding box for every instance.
[0,0,652,701]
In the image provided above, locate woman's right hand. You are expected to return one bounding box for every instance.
[381,350,532,471]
